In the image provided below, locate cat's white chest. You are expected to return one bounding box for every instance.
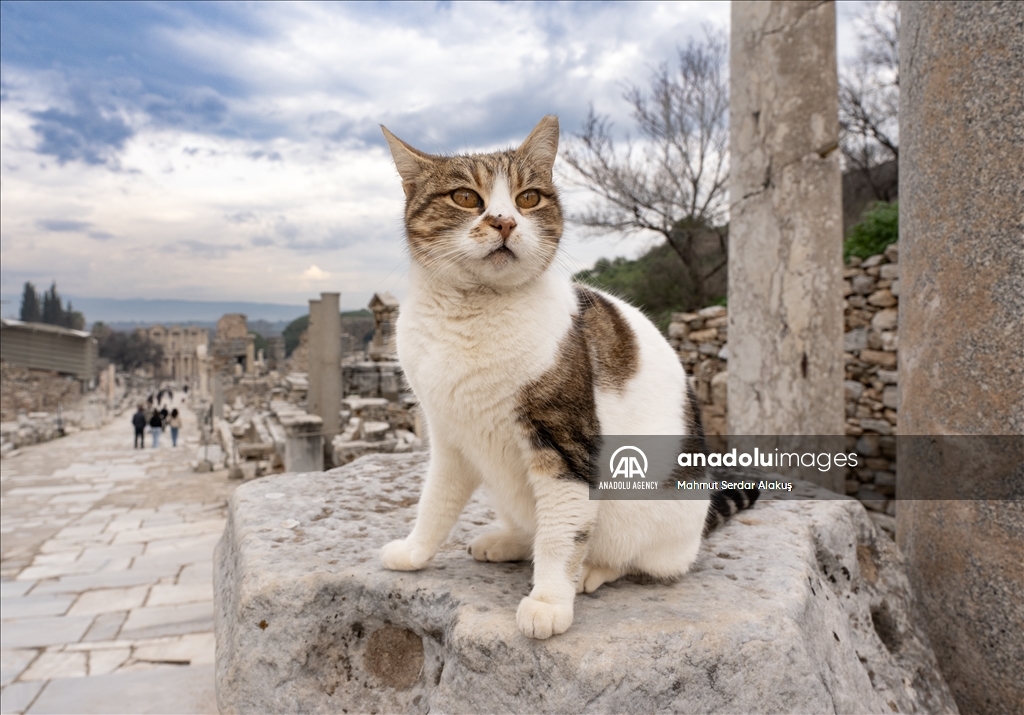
[397,271,575,450]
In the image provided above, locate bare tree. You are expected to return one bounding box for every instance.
[560,29,729,309]
[839,1,899,199]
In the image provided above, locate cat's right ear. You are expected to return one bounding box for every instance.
[381,126,435,193]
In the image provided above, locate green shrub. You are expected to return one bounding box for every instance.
[844,201,898,260]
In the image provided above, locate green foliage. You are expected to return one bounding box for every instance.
[94,325,164,372]
[575,242,723,332]
[20,281,84,329]
[282,310,375,357]
[282,315,309,357]
[20,282,40,322]
[844,201,898,260]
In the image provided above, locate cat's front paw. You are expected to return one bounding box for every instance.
[380,539,432,571]
[516,596,573,639]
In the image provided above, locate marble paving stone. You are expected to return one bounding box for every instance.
[69,587,149,616]
[16,558,132,582]
[19,651,87,681]
[76,543,144,564]
[0,595,73,619]
[119,603,213,641]
[29,568,173,595]
[28,552,80,567]
[132,633,215,666]
[146,582,212,607]
[86,648,130,676]
[0,582,34,599]
[81,612,127,642]
[141,532,220,556]
[176,562,213,584]
[103,519,141,534]
[111,520,226,545]
[0,616,93,649]
[1,650,38,687]
[55,663,220,714]
[0,680,45,714]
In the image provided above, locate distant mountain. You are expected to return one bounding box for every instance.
[0,295,306,324]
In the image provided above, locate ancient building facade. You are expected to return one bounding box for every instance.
[144,324,209,382]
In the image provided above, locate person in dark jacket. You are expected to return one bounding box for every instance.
[149,408,163,448]
[132,406,147,449]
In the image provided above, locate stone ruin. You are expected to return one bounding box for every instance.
[212,3,1023,713]
[200,292,421,479]
[670,242,902,529]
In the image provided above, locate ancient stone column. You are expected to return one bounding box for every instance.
[317,292,342,442]
[728,1,845,488]
[106,363,116,407]
[245,338,255,376]
[898,4,1024,714]
[307,299,322,417]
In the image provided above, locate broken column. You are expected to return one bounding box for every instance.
[728,1,845,489]
[315,292,342,442]
[306,299,322,417]
[278,412,324,473]
[898,4,1024,714]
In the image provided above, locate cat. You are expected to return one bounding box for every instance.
[378,116,757,639]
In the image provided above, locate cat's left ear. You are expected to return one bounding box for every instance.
[518,116,559,176]
[381,126,435,192]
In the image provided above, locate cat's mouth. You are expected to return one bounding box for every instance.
[486,245,517,264]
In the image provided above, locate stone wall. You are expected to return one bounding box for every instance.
[667,243,900,516]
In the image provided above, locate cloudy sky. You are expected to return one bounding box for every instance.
[0,1,864,315]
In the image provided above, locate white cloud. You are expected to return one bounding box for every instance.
[301,265,331,281]
[1,2,862,316]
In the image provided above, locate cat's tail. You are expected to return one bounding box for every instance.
[703,487,760,535]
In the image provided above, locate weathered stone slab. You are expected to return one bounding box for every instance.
[214,453,957,714]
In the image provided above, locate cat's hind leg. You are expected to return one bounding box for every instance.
[469,528,532,562]
[576,563,622,594]
[381,442,479,571]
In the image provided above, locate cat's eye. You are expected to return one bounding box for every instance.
[451,189,482,209]
[516,190,541,209]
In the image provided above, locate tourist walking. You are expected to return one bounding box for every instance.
[149,408,163,448]
[168,409,182,447]
[132,406,147,449]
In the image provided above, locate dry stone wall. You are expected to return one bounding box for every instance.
[667,243,900,517]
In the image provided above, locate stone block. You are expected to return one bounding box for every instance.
[843,329,867,353]
[871,308,898,332]
[687,328,718,343]
[867,289,897,308]
[861,350,897,368]
[214,453,955,714]
[879,263,900,280]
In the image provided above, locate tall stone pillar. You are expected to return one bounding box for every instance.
[197,345,209,397]
[245,338,255,376]
[317,292,342,442]
[307,299,322,417]
[898,4,1024,714]
[728,1,845,488]
[106,363,116,408]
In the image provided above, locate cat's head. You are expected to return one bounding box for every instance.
[382,116,562,290]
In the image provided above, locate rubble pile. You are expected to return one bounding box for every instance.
[0,365,146,453]
[1,364,83,420]
[665,243,900,518]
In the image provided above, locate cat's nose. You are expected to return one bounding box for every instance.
[489,215,517,240]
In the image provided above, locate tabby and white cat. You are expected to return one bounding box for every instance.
[379,116,755,639]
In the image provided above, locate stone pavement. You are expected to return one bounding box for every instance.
[1,401,236,714]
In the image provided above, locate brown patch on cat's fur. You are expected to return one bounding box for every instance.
[517,314,600,487]
[574,286,639,392]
